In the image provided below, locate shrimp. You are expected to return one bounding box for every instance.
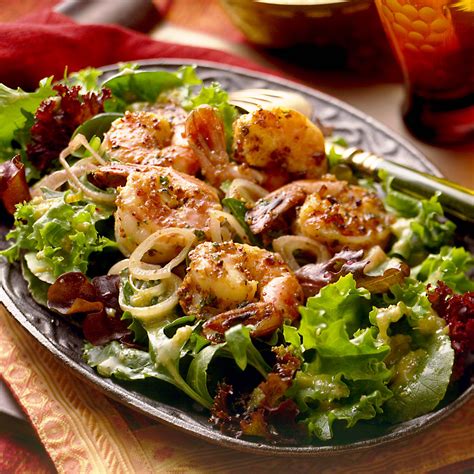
[233,108,327,187]
[186,105,327,191]
[247,177,393,250]
[295,181,393,250]
[185,105,263,188]
[102,165,222,262]
[178,241,304,340]
[103,109,199,175]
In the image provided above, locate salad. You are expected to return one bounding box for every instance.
[0,65,473,444]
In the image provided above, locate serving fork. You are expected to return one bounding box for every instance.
[228,89,474,223]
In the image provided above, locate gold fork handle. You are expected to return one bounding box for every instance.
[332,144,474,223]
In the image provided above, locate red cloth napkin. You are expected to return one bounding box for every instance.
[0,9,268,90]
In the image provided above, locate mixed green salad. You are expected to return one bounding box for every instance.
[0,65,472,444]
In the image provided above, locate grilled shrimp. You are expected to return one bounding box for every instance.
[233,108,327,187]
[185,105,262,188]
[107,165,221,262]
[103,109,199,175]
[295,180,392,250]
[178,241,304,340]
[186,105,327,190]
[248,177,392,250]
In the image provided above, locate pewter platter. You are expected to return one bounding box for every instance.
[1,60,472,456]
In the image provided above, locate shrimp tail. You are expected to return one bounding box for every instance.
[185,105,229,181]
[202,301,283,341]
[186,105,264,187]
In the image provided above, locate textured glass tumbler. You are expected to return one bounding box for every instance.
[375,0,474,144]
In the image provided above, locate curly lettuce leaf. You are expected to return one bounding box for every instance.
[412,246,474,293]
[304,380,392,440]
[384,178,455,264]
[315,323,391,381]
[285,275,393,440]
[0,191,116,281]
[298,274,371,349]
[65,67,104,92]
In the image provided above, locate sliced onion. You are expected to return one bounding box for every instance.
[119,273,182,322]
[226,178,268,204]
[209,209,249,244]
[32,157,98,196]
[128,228,196,281]
[209,212,222,243]
[59,134,116,204]
[273,235,330,271]
[107,258,130,275]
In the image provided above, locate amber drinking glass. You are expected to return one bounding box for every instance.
[375,0,474,144]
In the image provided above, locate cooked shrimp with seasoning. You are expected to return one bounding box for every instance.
[186,105,327,190]
[102,108,199,175]
[233,107,327,189]
[178,241,304,340]
[90,164,222,262]
[247,177,393,250]
[295,180,393,250]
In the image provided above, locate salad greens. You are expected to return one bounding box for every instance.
[102,65,201,111]
[384,177,456,264]
[0,77,54,154]
[0,64,472,445]
[0,190,116,282]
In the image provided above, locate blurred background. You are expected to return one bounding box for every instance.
[0,0,472,183]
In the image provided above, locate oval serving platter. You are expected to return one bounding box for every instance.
[1,59,472,456]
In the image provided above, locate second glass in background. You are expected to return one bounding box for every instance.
[375,0,474,144]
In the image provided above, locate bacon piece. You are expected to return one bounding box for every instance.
[0,156,31,214]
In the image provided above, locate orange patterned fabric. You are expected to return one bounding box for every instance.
[1,305,474,473]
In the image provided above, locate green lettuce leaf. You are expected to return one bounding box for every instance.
[147,324,213,408]
[285,275,393,440]
[0,77,55,152]
[102,65,201,110]
[224,324,271,378]
[0,191,116,281]
[298,274,371,349]
[305,380,393,440]
[84,341,158,381]
[385,179,456,264]
[65,67,104,92]
[221,197,261,246]
[412,246,474,293]
[370,278,454,423]
[383,330,454,423]
[186,343,223,403]
[315,323,391,381]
